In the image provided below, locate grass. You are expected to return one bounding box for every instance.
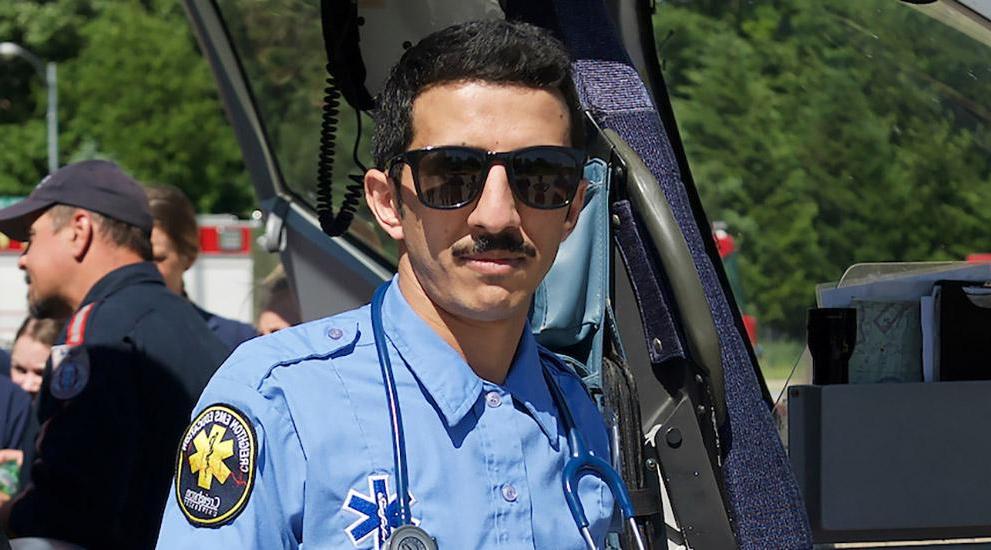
[756,338,810,383]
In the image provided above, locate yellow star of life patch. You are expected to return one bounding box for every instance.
[175,404,257,527]
[189,424,235,490]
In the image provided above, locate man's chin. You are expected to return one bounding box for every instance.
[29,295,72,320]
[459,288,532,323]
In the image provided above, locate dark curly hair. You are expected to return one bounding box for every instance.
[372,19,583,168]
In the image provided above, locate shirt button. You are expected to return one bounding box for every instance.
[485,391,502,408]
[501,483,518,502]
[327,327,344,340]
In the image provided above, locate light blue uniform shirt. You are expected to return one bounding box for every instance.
[157,278,615,549]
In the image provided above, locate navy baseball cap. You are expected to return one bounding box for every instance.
[0,160,153,242]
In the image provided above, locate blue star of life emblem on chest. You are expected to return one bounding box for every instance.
[343,474,419,549]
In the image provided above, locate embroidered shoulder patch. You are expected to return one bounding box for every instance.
[175,404,257,527]
[49,345,90,400]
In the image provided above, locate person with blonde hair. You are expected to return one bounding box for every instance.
[255,265,301,335]
[9,317,65,396]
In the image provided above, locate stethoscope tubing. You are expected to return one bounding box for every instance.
[370,282,646,550]
[542,368,646,550]
[371,283,414,524]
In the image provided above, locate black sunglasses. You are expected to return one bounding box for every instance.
[387,145,586,210]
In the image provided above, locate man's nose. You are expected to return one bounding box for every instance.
[466,165,521,234]
[17,249,28,270]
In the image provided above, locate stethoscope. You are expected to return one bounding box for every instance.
[370,283,647,550]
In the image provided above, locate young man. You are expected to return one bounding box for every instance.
[157,20,615,548]
[0,160,229,548]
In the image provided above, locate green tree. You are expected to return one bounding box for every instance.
[656,0,991,336]
[0,1,251,214]
[0,0,94,193]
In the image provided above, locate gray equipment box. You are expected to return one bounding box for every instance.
[788,382,991,543]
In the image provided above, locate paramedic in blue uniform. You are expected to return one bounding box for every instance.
[156,20,616,549]
[0,160,229,548]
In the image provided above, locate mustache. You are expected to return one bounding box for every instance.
[452,232,536,258]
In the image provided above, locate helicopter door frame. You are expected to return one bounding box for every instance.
[182,0,390,320]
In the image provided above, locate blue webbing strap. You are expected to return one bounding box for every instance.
[536,1,814,547]
[611,200,685,366]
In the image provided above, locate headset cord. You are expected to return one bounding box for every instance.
[316,67,364,237]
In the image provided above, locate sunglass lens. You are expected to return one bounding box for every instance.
[417,149,484,208]
[511,149,582,208]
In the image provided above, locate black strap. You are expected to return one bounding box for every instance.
[629,488,663,517]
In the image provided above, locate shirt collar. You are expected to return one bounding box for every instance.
[79,261,165,307]
[503,325,560,447]
[381,277,482,428]
[381,276,559,446]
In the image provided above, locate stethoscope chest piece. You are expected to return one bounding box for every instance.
[385,525,438,550]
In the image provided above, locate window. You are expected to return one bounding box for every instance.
[216,0,396,263]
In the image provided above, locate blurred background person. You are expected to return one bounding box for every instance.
[9,317,64,397]
[0,160,228,547]
[146,185,257,351]
[256,264,301,334]
[0,375,30,506]
[0,316,62,503]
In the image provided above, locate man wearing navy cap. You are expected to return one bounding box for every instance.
[0,160,228,548]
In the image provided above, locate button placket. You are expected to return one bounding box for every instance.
[501,483,518,502]
[485,390,502,408]
[479,383,533,546]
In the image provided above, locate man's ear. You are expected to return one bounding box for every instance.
[179,251,197,273]
[364,168,405,241]
[62,209,94,261]
[561,180,588,241]
[180,238,199,271]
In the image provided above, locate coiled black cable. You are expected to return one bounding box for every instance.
[316,68,365,238]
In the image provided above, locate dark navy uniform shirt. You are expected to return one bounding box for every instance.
[9,262,229,549]
[0,377,30,450]
[0,349,9,378]
[193,304,257,353]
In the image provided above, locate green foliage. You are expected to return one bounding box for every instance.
[758,337,808,383]
[656,0,991,336]
[0,0,251,214]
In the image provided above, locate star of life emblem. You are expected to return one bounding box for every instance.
[343,474,419,549]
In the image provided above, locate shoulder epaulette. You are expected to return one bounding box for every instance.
[65,302,97,346]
